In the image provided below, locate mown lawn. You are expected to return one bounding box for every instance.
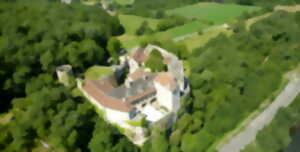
[84,66,113,80]
[167,2,260,24]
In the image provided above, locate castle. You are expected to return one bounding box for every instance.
[75,45,189,145]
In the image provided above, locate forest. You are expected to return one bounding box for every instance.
[138,10,300,152]
[242,95,300,152]
[1,0,300,152]
[0,0,139,152]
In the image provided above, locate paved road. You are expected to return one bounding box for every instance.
[218,74,300,152]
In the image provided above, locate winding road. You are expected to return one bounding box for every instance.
[218,72,300,152]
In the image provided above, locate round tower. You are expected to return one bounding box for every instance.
[56,65,73,86]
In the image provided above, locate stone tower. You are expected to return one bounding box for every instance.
[56,65,73,86]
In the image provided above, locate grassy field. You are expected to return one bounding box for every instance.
[118,14,160,35]
[115,0,134,5]
[118,21,209,49]
[117,3,259,49]
[117,14,161,48]
[156,21,209,38]
[84,66,113,80]
[167,2,260,24]
[180,27,232,52]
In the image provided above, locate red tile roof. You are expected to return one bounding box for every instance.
[82,78,156,112]
[154,72,177,91]
[83,80,133,112]
[128,68,149,81]
[132,48,149,64]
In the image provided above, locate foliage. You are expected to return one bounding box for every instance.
[140,38,189,60]
[0,0,122,113]
[242,95,300,152]
[116,0,300,18]
[118,14,160,35]
[116,0,200,18]
[136,21,154,36]
[157,21,209,38]
[0,0,136,151]
[107,37,123,64]
[156,16,188,32]
[145,50,167,72]
[139,10,300,152]
[169,11,300,152]
[1,0,300,152]
[89,118,139,152]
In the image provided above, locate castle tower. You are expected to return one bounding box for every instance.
[56,65,73,86]
[154,73,180,112]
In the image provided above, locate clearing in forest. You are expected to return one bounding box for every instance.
[180,27,232,52]
[117,14,161,48]
[167,2,260,24]
[118,14,160,35]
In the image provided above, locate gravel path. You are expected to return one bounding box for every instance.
[218,74,300,152]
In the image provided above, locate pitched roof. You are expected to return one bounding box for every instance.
[83,74,157,112]
[154,72,177,91]
[107,74,157,101]
[131,48,149,64]
[83,80,133,112]
[128,68,149,81]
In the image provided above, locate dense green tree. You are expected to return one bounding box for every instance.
[145,49,167,72]
[0,0,135,151]
[0,0,123,113]
[157,16,187,32]
[136,21,153,36]
[107,37,122,64]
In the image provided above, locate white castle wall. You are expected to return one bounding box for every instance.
[128,58,140,73]
[154,82,174,111]
[77,79,131,125]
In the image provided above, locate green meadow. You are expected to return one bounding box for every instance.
[167,2,260,24]
[119,21,210,49]
[156,21,209,38]
[115,0,134,5]
[84,66,113,80]
[118,14,160,35]
[179,28,233,52]
[118,3,260,49]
